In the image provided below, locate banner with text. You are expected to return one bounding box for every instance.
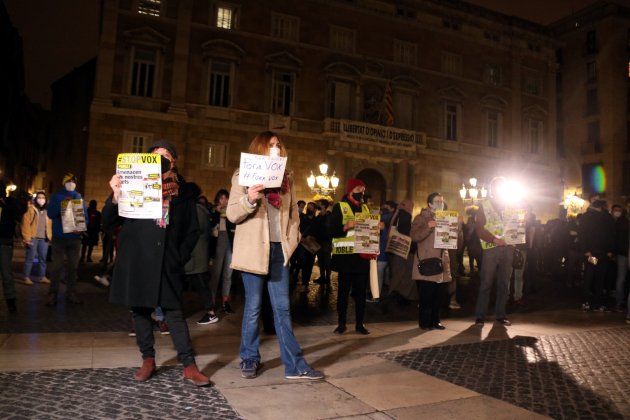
[338,120,421,150]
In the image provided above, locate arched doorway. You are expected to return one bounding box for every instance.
[356,168,386,205]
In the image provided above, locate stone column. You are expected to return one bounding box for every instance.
[168,0,193,114]
[93,0,119,104]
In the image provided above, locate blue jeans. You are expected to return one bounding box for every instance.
[24,239,49,278]
[616,255,628,307]
[0,244,16,300]
[475,246,513,320]
[240,242,311,376]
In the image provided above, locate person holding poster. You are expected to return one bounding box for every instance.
[227,131,324,381]
[410,193,452,330]
[103,140,211,387]
[45,173,88,306]
[330,178,372,335]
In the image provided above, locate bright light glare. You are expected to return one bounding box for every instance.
[495,179,527,205]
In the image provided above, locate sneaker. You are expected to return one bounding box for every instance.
[285,369,324,380]
[582,302,591,312]
[240,360,260,379]
[23,277,33,286]
[158,320,170,335]
[595,306,611,312]
[221,302,234,314]
[197,312,219,325]
[475,318,485,326]
[496,318,512,326]
[449,301,461,310]
[94,275,110,287]
[40,276,50,284]
[128,330,136,337]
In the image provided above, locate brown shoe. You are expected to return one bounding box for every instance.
[183,363,212,387]
[134,358,156,381]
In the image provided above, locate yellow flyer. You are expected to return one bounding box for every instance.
[434,210,459,249]
[116,153,163,219]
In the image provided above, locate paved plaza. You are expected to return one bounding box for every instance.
[1,245,629,419]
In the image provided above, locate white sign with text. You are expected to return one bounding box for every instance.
[238,153,287,188]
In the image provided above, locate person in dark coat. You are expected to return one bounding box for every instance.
[102,139,211,387]
[611,204,629,309]
[80,200,101,263]
[330,178,371,335]
[0,181,26,312]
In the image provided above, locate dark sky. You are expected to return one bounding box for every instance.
[5,0,615,108]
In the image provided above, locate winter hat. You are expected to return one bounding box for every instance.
[62,173,77,185]
[346,178,366,194]
[147,139,178,160]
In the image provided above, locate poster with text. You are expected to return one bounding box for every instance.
[353,213,380,255]
[503,208,527,245]
[434,210,459,249]
[238,153,287,188]
[61,199,87,233]
[116,153,163,219]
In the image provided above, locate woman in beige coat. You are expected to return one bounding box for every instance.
[21,192,53,285]
[410,192,452,330]
[227,131,323,381]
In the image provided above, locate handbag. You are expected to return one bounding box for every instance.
[417,248,444,276]
[385,211,412,258]
[300,235,321,255]
[512,248,524,269]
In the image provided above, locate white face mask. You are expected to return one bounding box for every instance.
[269,146,280,157]
[430,202,444,211]
[36,198,46,206]
[65,182,76,192]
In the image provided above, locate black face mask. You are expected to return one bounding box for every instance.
[351,192,364,203]
[160,157,172,174]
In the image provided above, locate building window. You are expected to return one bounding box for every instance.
[487,111,499,148]
[209,60,231,107]
[586,61,597,83]
[330,26,355,53]
[130,48,157,97]
[137,0,162,16]
[394,92,413,130]
[587,121,601,151]
[586,88,598,115]
[394,40,417,66]
[529,120,542,154]
[328,81,352,119]
[445,103,459,141]
[442,52,462,76]
[271,71,294,115]
[524,76,542,96]
[586,30,597,55]
[214,3,239,29]
[484,64,502,86]
[202,141,228,169]
[123,132,153,153]
[271,13,299,41]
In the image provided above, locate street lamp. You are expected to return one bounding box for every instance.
[307,162,339,197]
[459,177,487,204]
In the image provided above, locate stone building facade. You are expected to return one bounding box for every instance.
[85,0,561,218]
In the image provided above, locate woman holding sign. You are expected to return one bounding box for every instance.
[227,131,324,381]
[410,192,452,330]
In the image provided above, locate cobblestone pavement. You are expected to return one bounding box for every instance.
[0,367,243,419]
[380,327,630,419]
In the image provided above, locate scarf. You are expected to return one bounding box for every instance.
[156,171,180,228]
[264,174,290,209]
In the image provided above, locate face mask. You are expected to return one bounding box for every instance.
[269,146,280,157]
[36,198,46,206]
[430,202,444,211]
[351,192,364,202]
[160,157,172,174]
[65,182,76,192]
[613,211,622,218]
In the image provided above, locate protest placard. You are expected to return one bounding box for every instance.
[434,210,459,249]
[61,199,87,233]
[116,153,163,219]
[353,213,380,254]
[503,208,526,245]
[238,153,287,188]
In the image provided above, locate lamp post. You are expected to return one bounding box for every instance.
[307,162,339,198]
[459,177,487,204]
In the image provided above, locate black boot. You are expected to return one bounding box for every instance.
[6,298,16,313]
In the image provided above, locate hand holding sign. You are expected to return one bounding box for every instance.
[238,153,287,188]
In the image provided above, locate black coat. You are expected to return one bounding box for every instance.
[102,176,199,309]
[578,207,615,257]
[614,215,629,256]
[329,197,370,274]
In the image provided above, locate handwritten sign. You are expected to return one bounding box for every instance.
[238,153,287,188]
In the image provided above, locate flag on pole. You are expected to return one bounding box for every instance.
[384,81,394,126]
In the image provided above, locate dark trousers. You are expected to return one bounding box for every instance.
[131,306,195,367]
[584,254,608,308]
[416,280,448,328]
[316,243,332,283]
[337,272,367,328]
[297,246,315,286]
[185,272,213,311]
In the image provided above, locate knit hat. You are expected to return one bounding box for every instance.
[147,139,178,160]
[346,178,366,194]
[62,173,77,185]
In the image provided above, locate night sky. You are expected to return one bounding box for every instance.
[5,0,615,108]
